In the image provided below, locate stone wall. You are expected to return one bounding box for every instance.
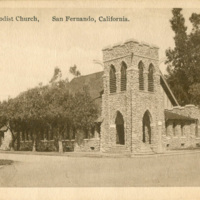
[101,39,165,154]
[163,105,200,150]
[74,138,100,152]
[102,39,158,62]
[0,129,12,150]
[16,139,75,152]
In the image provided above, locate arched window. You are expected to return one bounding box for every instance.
[181,123,185,136]
[138,61,144,90]
[173,122,176,136]
[142,110,152,144]
[110,65,116,93]
[148,64,154,92]
[165,121,168,136]
[121,62,127,91]
[115,111,125,145]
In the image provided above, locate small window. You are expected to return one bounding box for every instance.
[148,64,154,92]
[138,61,144,90]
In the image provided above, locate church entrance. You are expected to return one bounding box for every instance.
[142,111,151,144]
[115,111,125,145]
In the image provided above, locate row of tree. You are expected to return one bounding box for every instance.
[0,66,98,153]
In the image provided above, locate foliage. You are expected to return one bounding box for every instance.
[49,67,62,83]
[0,159,13,166]
[0,68,98,152]
[69,65,81,77]
[165,8,200,106]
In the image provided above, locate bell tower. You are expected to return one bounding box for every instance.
[100,39,164,154]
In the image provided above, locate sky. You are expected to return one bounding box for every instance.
[0,7,200,101]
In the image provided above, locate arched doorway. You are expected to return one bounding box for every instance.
[115,111,125,145]
[142,111,151,144]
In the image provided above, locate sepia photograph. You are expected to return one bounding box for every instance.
[1,0,200,199]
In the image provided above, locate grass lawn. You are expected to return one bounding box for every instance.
[0,159,13,166]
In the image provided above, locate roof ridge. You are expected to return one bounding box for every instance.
[70,71,103,83]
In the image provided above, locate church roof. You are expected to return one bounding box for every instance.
[67,69,179,118]
[68,71,104,114]
[165,110,196,121]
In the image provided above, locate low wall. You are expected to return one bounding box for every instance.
[163,136,200,150]
[0,130,12,150]
[74,138,100,152]
[18,140,75,152]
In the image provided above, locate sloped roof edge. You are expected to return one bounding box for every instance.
[160,70,179,106]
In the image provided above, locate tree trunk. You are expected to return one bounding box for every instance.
[10,140,15,151]
[10,129,16,151]
[32,132,37,152]
[58,139,63,153]
[58,131,63,153]
[76,129,84,146]
[17,132,20,151]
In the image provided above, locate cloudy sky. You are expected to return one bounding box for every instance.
[0,6,199,101]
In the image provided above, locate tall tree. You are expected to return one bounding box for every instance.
[165,8,189,105]
[166,8,200,106]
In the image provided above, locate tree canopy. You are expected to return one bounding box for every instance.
[165,8,200,106]
[0,67,98,152]
[69,65,81,77]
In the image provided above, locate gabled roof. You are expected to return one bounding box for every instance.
[165,110,196,121]
[69,71,103,98]
[68,71,104,113]
[67,68,179,115]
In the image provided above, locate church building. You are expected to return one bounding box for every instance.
[1,38,200,154]
[99,39,200,154]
